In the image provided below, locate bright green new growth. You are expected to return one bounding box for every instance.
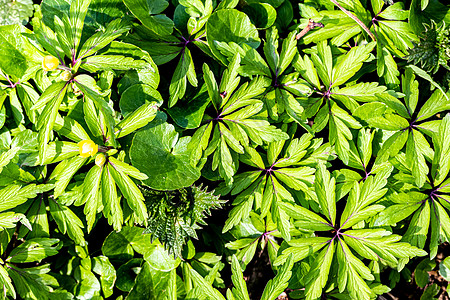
[0,0,449,299]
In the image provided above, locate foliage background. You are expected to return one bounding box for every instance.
[0,0,450,299]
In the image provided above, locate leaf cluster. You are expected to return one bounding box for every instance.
[0,0,450,300]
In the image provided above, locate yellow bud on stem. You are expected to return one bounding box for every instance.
[95,153,107,167]
[78,140,98,158]
[42,55,60,71]
[60,70,72,81]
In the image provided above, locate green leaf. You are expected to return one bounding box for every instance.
[0,212,30,230]
[81,55,148,72]
[304,241,335,300]
[123,0,173,36]
[92,256,116,299]
[168,47,195,107]
[315,163,336,225]
[439,256,450,281]
[433,114,450,185]
[7,238,59,263]
[279,201,332,232]
[416,89,450,123]
[420,284,440,300]
[51,156,86,198]
[415,258,435,288]
[35,82,69,162]
[0,264,15,298]
[127,262,176,300]
[167,85,211,129]
[108,157,147,180]
[229,255,250,300]
[143,241,180,272]
[116,258,142,292]
[81,165,102,231]
[115,101,158,138]
[206,9,260,65]
[119,84,163,117]
[49,199,85,245]
[242,3,276,30]
[78,18,130,59]
[0,184,51,212]
[101,226,144,261]
[331,42,376,88]
[109,162,148,225]
[130,120,201,190]
[69,0,92,53]
[407,65,450,103]
[0,25,35,79]
[188,265,226,300]
[260,254,293,300]
[102,164,122,231]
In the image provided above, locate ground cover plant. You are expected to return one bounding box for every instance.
[0,0,450,299]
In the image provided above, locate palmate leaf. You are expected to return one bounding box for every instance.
[216,28,313,129]
[375,114,450,259]
[334,128,394,199]
[357,69,448,188]
[189,54,288,184]
[293,40,378,164]
[220,131,332,241]
[77,18,130,60]
[274,164,425,299]
[299,1,415,86]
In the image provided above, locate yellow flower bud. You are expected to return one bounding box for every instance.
[60,70,72,81]
[42,55,59,71]
[78,140,98,158]
[95,153,107,167]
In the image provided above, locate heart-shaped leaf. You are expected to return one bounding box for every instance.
[130,116,201,190]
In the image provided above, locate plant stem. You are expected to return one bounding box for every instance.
[329,0,376,41]
[296,19,324,40]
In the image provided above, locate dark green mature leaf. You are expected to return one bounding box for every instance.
[439,256,450,281]
[127,261,176,300]
[415,258,436,288]
[130,118,201,190]
[123,0,173,36]
[7,238,59,263]
[242,3,276,30]
[92,256,116,298]
[167,85,210,129]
